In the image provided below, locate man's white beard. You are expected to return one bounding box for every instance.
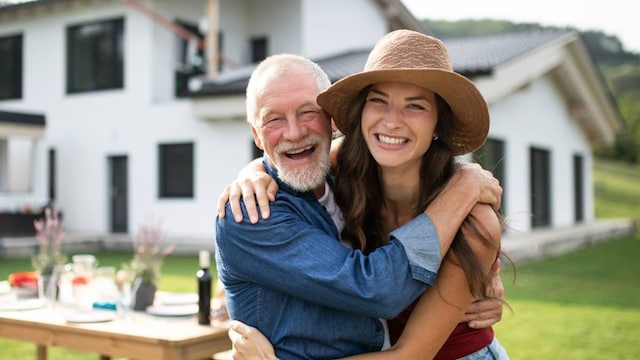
[274,135,330,192]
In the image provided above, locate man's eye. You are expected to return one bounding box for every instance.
[263,118,284,128]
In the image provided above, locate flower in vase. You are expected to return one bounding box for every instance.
[123,217,174,286]
[31,207,67,276]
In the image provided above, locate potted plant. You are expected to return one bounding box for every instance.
[31,206,67,297]
[123,218,173,311]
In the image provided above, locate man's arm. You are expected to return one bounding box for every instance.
[216,201,434,319]
[425,161,502,258]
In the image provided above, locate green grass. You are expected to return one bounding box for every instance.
[494,158,640,359]
[1,158,639,358]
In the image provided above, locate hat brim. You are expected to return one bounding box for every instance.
[317,69,489,155]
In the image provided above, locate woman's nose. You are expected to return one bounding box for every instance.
[382,107,402,129]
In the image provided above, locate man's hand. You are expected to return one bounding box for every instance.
[462,258,505,328]
[217,159,278,224]
[228,320,279,360]
[454,161,502,211]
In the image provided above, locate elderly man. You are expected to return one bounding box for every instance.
[215,54,502,359]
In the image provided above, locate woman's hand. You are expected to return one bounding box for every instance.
[228,320,279,360]
[217,159,278,224]
[212,279,229,322]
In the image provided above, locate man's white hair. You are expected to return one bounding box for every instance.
[245,54,331,125]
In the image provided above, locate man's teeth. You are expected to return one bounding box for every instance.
[287,144,313,155]
[378,134,406,145]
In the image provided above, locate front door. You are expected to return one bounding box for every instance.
[109,155,128,233]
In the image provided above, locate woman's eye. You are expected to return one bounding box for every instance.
[367,97,386,104]
[407,103,426,110]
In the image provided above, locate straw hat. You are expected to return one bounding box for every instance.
[317,29,489,155]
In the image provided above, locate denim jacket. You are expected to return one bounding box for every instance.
[215,160,443,359]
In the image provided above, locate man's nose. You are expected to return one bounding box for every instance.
[283,116,306,140]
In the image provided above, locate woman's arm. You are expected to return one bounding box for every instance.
[216,158,277,223]
[343,204,502,359]
[217,136,345,224]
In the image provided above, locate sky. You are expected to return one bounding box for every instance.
[401,0,639,53]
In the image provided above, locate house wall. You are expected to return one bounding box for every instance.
[301,0,388,59]
[0,0,602,250]
[489,75,594,233]
[0,0,256,244]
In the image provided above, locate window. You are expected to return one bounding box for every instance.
[530,147,551,228]
[48,148,56,201]
[174,19,210,97]
[0,34,22,100]
[158,142,194,198]
[573,154,584,222]
[251,36,268,63]
[66,18,124,93]
[475,138,506,214]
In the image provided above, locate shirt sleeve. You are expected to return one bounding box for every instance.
[216,201,433,319]
[389,214,441,285]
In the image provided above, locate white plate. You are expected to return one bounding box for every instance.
[65,310,116,323]
[0,298,45,311]
[146,304,198,317]
[155,292,198,306]
[0,281,11,295]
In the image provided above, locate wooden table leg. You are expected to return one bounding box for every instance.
[36,344,47,360]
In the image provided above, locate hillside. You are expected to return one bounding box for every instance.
[424,19,640,163]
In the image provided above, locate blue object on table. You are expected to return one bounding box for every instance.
[92,300,117,311]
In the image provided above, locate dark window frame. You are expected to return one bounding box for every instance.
[250,36,268,64]
[530,147,552,228]
[66,17,124,94]
[0,33,23,100]
[48,148,56,201]
[174,18,214,98]
[475,137,506,215]
[158,142,194,199]
[573,154,585,222]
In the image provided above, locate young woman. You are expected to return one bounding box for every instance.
[223,30,509,359]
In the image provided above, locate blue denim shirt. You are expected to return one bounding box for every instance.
[215,160,443,359]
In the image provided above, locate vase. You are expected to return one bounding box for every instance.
[132,280,156,311]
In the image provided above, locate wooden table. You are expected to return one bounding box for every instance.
[0,302,231,360]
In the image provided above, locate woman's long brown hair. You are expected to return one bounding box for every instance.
[333,86,498,299]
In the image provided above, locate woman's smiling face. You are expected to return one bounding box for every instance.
[361,82,438,169]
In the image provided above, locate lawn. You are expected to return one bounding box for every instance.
[1,158,639,358]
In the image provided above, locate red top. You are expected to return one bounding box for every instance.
[388,299,494,360]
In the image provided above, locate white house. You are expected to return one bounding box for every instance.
[0,0,627,254]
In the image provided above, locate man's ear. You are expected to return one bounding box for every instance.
[251,126,263,150]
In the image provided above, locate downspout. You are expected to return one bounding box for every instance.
[205,0,219,78]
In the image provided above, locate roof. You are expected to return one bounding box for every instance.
[0,110,45,126]
[189,30,574,96]
[0,109,46,139]
[0,0,68,13]
[444,30,575,76]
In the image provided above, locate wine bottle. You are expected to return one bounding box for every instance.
[197,250,212,325]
